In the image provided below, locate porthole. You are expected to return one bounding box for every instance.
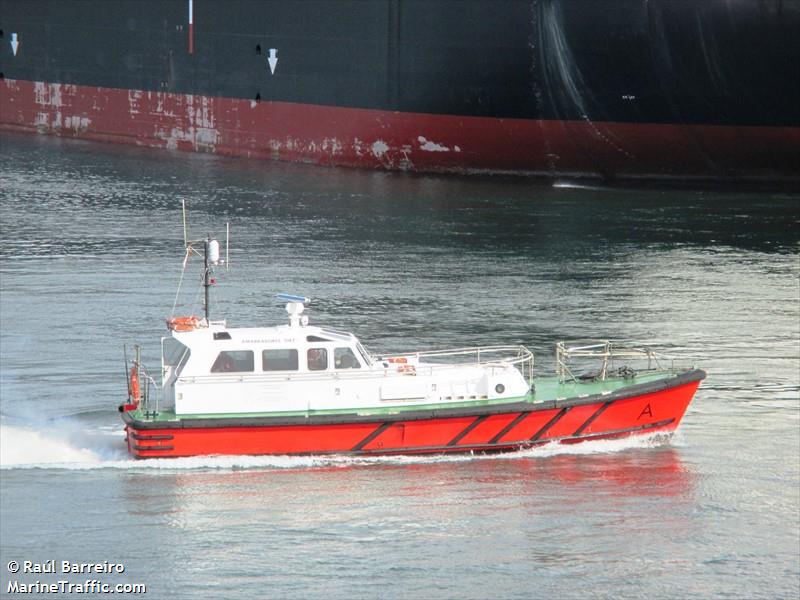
[495,383,505,394]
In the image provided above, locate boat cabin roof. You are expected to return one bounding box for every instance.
[162,319,372,377]
[168,323,359,348]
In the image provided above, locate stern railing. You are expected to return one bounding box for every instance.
[129,344,162,417]
[138,364,161,416]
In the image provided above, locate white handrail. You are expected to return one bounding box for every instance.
[384,344,533,365]
[383,344,535,385]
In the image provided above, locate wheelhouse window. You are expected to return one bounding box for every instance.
[306,335,331,342]
[211,350,254,373]
[334,347,360,369]
[307,348,328,371]
[162,338,191,375]
[262,349,299,371]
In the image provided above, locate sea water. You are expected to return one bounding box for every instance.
[1,133,798,599]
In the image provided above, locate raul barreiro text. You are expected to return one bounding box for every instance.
[10,560,125,574]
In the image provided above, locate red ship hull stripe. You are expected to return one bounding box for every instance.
[2,79,798,179]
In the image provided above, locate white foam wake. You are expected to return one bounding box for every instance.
[0,421,120,468]
[0,421,676,472]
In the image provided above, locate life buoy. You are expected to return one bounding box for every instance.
[387,356,408,364]
[129,366,141,404]
[166,316,201,331]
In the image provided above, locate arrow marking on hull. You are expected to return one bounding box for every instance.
[11,33,19,56]
[268,48,278,74]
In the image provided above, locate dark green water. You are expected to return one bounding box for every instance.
[1,133,798,599]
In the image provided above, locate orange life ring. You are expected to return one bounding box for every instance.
[167,316,201,331]
[129,366,141,404]
[387,356,408,364]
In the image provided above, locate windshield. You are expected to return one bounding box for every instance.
[162,337,191,376]
[356,342,373,366]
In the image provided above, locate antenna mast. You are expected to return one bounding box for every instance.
[174,203,224,322]
[202,233,221,321]
[204,234,211,321]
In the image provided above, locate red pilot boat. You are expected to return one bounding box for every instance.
[120,217,705,458]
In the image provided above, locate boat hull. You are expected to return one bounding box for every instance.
[2,0,798,181]
[124,369,704,458]
[2,79,798,180]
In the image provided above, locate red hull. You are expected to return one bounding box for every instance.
[2,79,798,180]
[125,377,702,458]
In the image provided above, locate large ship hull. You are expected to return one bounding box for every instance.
[3,78,797,179]
[123,370,704,458]
[1,1,798,181]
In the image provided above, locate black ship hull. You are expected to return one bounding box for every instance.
[1,0,798,180]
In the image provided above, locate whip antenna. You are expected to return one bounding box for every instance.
[182,199,189,247]
[226,222,230,270]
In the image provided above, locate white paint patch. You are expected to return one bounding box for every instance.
[454,145,461,153]
[321,137,343,155]
[2,78,21,92]
[34,82,63,107]
[33,81,46,104]
[127,89,142,114]
[162,129,179,150]
[371,140,389,158]
[64,115,90,133]
[194,126,218,147]
[417,136,449,152]
[154,94,219,152]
